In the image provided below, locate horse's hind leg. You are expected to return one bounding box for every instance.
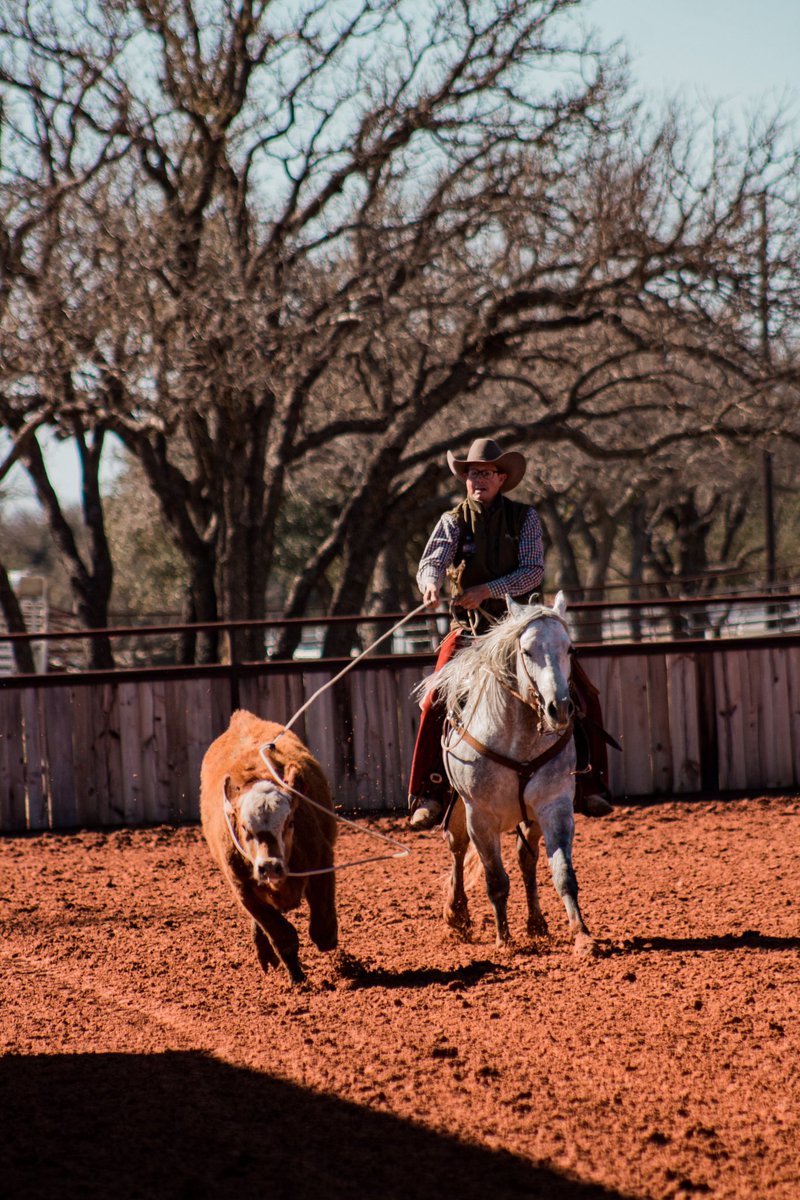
[540,804,593,951]
[444,797,471,938]
[516,823,548,939]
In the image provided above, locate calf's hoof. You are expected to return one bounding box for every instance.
[310,922,339,952]
[284,957,307,984]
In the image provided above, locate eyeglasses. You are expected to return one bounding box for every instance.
[467,468,502,480]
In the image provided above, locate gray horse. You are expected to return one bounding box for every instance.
[419,593,593,953]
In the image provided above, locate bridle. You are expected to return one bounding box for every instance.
[443,618,574,826]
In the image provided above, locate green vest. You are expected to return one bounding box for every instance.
[450,495,529,628]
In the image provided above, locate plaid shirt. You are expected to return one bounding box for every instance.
[417,504,545,600]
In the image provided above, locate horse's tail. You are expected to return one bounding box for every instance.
[439,841,484,895]
[463,842,484,892]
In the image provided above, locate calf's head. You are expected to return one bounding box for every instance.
[224,769,300,886]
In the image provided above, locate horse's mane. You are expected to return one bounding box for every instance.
[418,603,570,725]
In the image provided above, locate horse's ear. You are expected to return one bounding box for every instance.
[553,590,568,617]
[506,595,525,618]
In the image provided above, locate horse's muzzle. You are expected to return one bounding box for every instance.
[544,697,574,731]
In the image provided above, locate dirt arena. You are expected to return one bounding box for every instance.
[1,796,798,1200]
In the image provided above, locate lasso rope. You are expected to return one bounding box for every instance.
[229,602,432,876]
[275,602,429,736]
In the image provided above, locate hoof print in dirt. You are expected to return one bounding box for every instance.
[331,949,369,981]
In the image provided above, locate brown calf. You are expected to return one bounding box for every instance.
[200,709,338,983]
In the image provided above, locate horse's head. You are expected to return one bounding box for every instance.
[224,769,300,887]
[508,592,574,733]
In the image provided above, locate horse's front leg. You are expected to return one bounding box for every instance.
[470,827,511,947]
[516,821,548,939]
[539,801,593,953]
[444,796,471,938]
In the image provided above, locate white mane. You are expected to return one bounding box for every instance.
[418,600,572,726]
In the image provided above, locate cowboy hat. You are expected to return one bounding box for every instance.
[446,438,526,493]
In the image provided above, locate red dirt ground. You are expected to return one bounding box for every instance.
[1,796,799,1200]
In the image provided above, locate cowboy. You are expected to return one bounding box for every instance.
[407,437,614,830]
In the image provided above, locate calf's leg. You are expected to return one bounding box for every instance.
[252,922,279,971]
[306,872,338,951]
[239,888,305,983]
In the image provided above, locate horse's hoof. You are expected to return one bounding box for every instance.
[445,915,472,942]
[573,932,597,957]
[527,916,548,939]
[444,904,471,931]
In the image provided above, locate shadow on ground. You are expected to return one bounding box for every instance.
[599,931,800,955]
[0,1052,630,1200]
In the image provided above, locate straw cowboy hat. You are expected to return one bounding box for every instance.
[446,438,526,493]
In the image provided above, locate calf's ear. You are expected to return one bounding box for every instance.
[283,763,303,799]
[223,774,234,800]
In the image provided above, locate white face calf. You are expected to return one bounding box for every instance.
[229,779,297,886]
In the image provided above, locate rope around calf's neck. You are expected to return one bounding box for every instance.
[257,751,411,876]
[226,602,432,876]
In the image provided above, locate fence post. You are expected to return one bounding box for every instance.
[695,654,719,794]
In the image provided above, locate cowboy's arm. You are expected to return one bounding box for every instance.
[417,513,459,606]
[484,507,545,600]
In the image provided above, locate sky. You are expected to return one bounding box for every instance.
[3,0,799,514]
[589,0,800,112]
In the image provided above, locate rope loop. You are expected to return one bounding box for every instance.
[222,604,430,875]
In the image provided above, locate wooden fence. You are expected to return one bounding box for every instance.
[1,634,800,832]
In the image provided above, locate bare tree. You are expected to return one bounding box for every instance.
[0,8,131,664]
[3,0,800,666]
[2,0,624,657]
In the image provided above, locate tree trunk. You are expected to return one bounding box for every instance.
[627,500,648,642]
[538,492,584,599]
[19,428,115,669]
[0,564,37,674]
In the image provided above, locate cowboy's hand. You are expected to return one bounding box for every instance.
[458,584,492,610]
[422,584,440,609]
